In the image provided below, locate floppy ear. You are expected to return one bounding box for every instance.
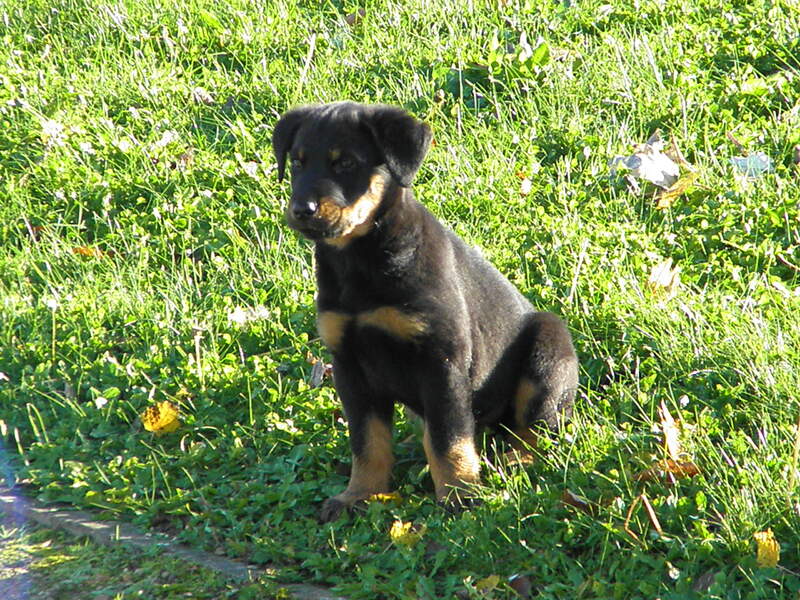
[363,106,432,187]
[272,107,312,182]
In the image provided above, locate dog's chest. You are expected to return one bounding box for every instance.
[317,304,425,404]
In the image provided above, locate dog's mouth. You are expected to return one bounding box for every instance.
[287,177,386,246]
[285,206,343,240]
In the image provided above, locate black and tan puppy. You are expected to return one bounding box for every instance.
[272,102,578,522]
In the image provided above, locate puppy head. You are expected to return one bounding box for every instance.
[272,102,432,246]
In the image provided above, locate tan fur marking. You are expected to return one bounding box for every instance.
[317,311,351,351]
[511,377,538,452]
[322,173,386,249]
[330,416,393,507]
[423,425,481,501]
[328,148,341,161]
[357,306,427,341]
[298,148,306,160]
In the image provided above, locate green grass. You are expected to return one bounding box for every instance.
[1,0,799,597]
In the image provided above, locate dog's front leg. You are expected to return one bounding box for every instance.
[421,367,481,505]
[320,365,394,522]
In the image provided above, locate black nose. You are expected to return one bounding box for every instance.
[292,200,318,220]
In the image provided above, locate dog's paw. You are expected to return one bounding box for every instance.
[319,497,350,523]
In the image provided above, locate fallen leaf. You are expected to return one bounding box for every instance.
[140,401,181,434]
[73,246,110,258]
[306,352,333,388]
[665,138,695,169]
[561,489,595,515]
[658,400,682,461]
[656,170,699,209]
[635,458,700,482]
[609,131,680,189]
[475,575,501,593]
[389,520,426,547]
[730,151,774,177]
[754,529,780,567]
[647,258,681,296]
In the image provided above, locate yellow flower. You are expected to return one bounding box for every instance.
[753,529,780,568]
[140,401,181,434]
[389,520,425,547]
[369,491,402,504]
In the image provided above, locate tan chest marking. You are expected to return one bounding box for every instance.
[317,311,351,351]
[318,306,427,352]
[357,306,428,342]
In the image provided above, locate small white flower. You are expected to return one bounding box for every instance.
[94,397,109,409]
[115,138,132,152]
[241,161,259,179]
[154,130,179,148]
[79,141,95,154]
[249,306,271,320]
[41,119,66,146]
[191,87,215,105]
[228,306,249,325]
[44,297,59,311]
[228,305,271,325]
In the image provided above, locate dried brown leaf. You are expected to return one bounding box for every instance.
[561,489,595,515]
[635,459,700,482]
[306,352,333,388]
[656,170,699,209]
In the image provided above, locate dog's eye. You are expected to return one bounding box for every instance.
[333,157,356,173]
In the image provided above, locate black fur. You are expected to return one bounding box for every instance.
[272,102,578,521]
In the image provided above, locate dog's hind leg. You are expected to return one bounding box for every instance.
[510,311,578,452]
